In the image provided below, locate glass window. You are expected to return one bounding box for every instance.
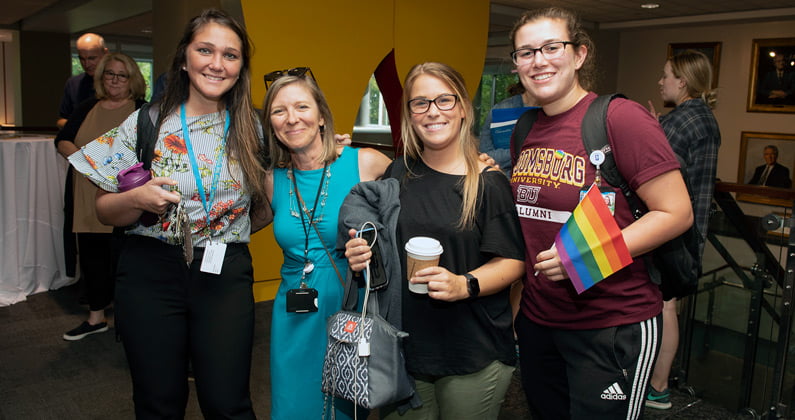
[474,73,519,134]
[351,71,522,140]
[355,75,391,129]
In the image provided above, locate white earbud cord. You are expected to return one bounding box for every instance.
[354,221,377,417]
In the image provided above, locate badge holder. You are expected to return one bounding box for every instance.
[581,150,617,215]
[286,257,319,313]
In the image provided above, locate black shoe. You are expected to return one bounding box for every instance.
[63,321,109,341]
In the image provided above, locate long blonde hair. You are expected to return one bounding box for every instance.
[262,76,337,169]
[669,49,718,108]
[93,53,146,100]
[400,62,481,230]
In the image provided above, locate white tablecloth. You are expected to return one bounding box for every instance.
[0,136,74,306]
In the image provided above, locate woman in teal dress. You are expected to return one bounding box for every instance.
[262,73,391,419]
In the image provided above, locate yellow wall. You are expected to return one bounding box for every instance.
[241,0,490,301]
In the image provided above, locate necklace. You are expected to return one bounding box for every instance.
[289,162,330,287]
[287,164,331,221]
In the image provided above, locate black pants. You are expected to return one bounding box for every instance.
[63,172,77,278]
[516,312,661,420]
[115,236,255,419]
[76,232,115,311]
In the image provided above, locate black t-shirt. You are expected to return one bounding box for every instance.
[386,156,525,377]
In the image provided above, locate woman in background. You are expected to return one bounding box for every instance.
[68,9,266,418]
[55,52,146,341]
[646,49,721,410]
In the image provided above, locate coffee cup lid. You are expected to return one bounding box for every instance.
[405,236,443,256]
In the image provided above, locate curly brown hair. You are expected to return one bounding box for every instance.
[509,7,597,91]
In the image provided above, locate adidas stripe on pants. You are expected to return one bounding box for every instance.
[516,313,661,420]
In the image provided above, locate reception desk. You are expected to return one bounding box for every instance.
[0,135,73,306]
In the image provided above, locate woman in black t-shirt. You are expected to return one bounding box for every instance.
[345,62,525,419]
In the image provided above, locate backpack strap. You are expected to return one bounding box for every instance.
[581,93,625,188]
[511,108,541,165]
[135,102,160,170]
[580,94,647,219]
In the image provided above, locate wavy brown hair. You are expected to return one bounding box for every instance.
[509,7,597,91]
[157,8,267,210]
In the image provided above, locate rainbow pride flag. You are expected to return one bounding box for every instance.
[554,184,633,294]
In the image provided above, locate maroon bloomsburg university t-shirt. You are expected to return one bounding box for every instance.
[511,92,678,330]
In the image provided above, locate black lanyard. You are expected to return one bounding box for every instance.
[292,162,328,285]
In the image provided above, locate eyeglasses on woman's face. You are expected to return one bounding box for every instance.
[510,41,575,65]
[263,67,314,89]
[103,70,130,82]
[407,94,458,114]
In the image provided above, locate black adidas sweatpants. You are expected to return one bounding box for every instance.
[516,312,661,420]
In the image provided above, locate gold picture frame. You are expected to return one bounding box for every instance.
[737,131,795,207]
[747,38,795,113]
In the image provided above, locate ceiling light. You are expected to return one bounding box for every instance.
[641,3,660,9]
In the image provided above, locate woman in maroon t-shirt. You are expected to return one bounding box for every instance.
[508,7,693,420]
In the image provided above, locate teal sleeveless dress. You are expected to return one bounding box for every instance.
[270,146,362,419]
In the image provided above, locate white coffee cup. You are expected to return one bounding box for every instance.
[405,237,444,294]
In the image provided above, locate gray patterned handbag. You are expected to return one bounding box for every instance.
[321,230,415,409]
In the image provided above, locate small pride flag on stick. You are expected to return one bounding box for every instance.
[554,183,633,294]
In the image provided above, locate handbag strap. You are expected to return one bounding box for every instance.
[309,220,346,289]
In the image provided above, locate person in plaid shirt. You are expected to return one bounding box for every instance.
[646,49,721,410]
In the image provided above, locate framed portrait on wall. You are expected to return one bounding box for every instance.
[667,42,722,88]
[747,38,795,113]
[737,131,795,206]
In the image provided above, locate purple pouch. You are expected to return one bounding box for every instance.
[117,162,157,226]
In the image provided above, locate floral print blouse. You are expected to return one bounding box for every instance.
[68,108,254,247]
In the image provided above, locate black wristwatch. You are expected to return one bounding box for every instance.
[464,273,480,298]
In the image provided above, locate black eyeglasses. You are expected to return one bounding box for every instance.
[264,67,315,89]
[510,41,576,65]
[103,70,130,82]
[407,94,459,114]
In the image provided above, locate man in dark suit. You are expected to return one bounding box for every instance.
[749,145,792,188]
[757,55,794,105]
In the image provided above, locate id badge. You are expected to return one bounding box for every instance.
[286,288,319,313]
[580,187,616,215]
[200,241,227,274]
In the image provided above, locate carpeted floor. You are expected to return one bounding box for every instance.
[0,282,752,419]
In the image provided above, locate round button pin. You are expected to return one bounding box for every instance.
[590,150,605,166]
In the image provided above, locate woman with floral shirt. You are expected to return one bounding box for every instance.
[67,9,267,418]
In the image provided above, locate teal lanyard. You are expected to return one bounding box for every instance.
[180,103,230,224]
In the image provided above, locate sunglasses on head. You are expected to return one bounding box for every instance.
[263,67,315,89]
